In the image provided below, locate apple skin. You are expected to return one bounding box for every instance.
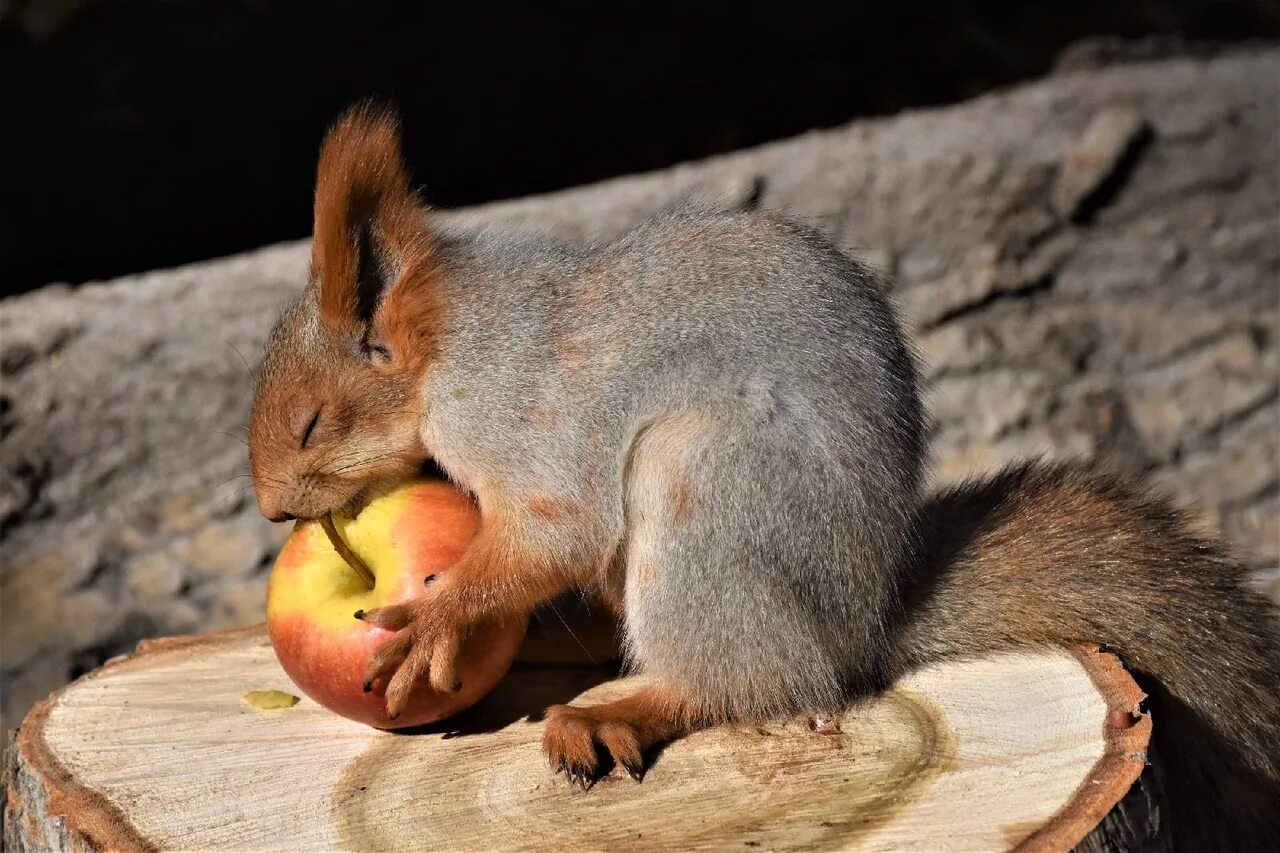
[266,479,527,729]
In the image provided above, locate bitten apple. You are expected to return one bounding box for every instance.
[266,479,527,728]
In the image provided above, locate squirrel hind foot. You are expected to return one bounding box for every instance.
[541,687,700,786]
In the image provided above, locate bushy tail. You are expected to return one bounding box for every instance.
[890,462,1280,851]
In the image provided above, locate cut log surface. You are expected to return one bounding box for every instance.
[4,625,1151,852]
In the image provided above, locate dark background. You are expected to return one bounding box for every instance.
[2,0,1278,297]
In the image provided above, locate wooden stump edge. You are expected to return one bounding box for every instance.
[1018,645,1155,853]
[2,625,268,852]
[5,669,156,852]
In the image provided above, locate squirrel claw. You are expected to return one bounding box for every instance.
[620,758,644,782]
[542,702,657,787]
[553,758,595,790]
[360,593,474,713]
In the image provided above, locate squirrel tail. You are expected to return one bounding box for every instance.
[890,461,1280,850]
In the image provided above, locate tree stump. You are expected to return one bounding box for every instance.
[3,625,1157,851]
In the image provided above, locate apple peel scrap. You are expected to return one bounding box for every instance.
[244,689,301,710]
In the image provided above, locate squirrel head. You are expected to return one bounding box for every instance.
[248,105,442,521]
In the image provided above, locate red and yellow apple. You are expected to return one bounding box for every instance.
[266,479,527,729]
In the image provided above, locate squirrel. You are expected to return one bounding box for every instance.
[248,106,1279,849]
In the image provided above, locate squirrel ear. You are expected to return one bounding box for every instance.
[311,103,430,333]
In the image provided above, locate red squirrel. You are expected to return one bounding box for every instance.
[248,107,1279,848]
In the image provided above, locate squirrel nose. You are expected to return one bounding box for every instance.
[256,489,297,523]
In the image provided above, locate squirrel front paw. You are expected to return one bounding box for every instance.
[356,591,471,719]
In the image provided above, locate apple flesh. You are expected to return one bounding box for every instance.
[266,479,527,729]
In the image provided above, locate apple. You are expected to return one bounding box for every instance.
[266,478,527,729]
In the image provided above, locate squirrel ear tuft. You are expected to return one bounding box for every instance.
[312,102,431,332]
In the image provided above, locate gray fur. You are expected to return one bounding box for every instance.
[419,206,923,720]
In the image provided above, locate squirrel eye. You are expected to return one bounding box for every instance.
[299,407,321,449]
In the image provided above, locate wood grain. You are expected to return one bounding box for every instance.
[3,625,1152,851]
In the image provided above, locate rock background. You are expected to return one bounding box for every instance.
[2,45,1278,736]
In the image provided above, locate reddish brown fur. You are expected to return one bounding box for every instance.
[446,509,589,613]
[519,401,562,429]
[542,687,703,785]
[249,106,447,521]
[634,563,659,587]
[379,271,445,378]
[313,106,445,371]
[555,336,592,372]
[248,360,426,520]
[526,495,592,523]
[668,479,695,523]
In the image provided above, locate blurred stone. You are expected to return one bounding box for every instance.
[898,250,949,285]
[205,577,269,632]
[264,519,295,550]
[1,341,38,375]
[1051,107,1149,219]
[180,519,266,579]
[126,552,186,608]
[916,323,999,377]
[1125,333,1273,458]
[932,426,1082,486]
[0,586,115,673]
[903,244,1001,327]
[1176,411,1279,510]
[931,370,1047,439]
[1058,389,1153,474]
[0,544,103,669]
[152,600,206,636]
[0,659,71,743]
[1123,393,1185,459]
[112,522,157,553]
[1222,496,1280,567]
[161,490,212,534]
